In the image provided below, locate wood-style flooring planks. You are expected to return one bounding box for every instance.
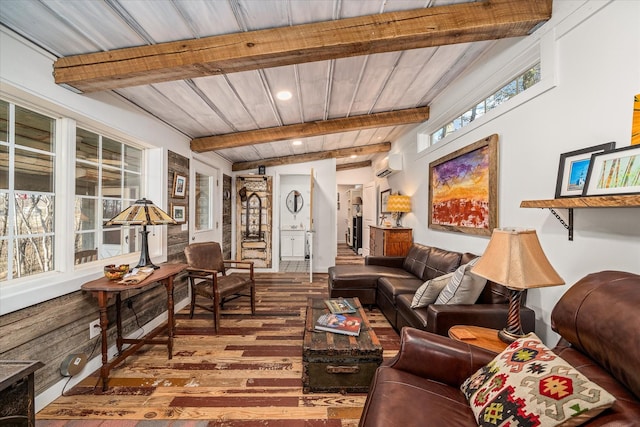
[36,272,400,426]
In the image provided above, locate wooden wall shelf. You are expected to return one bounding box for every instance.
[520,195,640,240]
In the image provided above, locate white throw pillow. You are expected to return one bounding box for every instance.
[434,257,486,305]
[411,272,454,308]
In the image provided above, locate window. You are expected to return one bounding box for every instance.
[1,100,56,281]
[75,128,143,264]
[430,63,541,145]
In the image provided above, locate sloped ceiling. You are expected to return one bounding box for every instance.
[0,0,551,170]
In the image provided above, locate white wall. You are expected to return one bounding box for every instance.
[389,0,640,344]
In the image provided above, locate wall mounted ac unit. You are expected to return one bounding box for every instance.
[375,153,403,178]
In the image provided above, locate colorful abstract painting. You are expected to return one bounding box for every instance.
[429,135,498,236]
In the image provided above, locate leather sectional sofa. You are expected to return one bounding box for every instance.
[358,271,640,426]
[328,243,535,336]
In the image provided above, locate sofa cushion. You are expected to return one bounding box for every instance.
[397,293,429,329]
[435,258,486,305]
[551,271,640,399]
[461,333,616,427]
[401,243,431,279]
[362,365,477,427]
[328,265,415,290]
[377,276,424,301]
[412,272,453,308]
[421,246,463,281]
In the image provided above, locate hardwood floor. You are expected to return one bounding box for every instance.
[335,243,364,266]
[37,272,399,426]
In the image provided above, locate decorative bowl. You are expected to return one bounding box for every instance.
[104,264,129,280]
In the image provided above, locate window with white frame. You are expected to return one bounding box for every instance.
[75,128,143,264]
[0,99,56,281]
[429,63,541,145]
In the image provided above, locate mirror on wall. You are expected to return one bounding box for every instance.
[286,190,304,213]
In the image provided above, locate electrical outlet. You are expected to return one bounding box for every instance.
[89,318,101,339]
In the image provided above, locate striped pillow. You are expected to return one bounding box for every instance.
[411,272,454,308]
[434,257,486,305]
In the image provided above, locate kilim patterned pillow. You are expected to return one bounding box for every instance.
[460,333,616,427]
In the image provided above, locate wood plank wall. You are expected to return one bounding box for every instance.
[0,151,190,395]
[222,174,232,259]
[167,151,189,265]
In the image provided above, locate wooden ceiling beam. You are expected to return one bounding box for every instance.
[191,107,428,152]
[232,142,390,171]
[336,160,372,172]
[53,0,552,93]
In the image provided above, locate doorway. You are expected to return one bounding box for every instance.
[190,161,221,245]
[279,174,311,273]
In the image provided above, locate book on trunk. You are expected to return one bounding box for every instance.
[315,313,361,336]
[324,298,357,314]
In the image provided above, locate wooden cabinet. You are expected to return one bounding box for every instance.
[369,226,412,257]
[281,229,306,259]
[1,360,44,427]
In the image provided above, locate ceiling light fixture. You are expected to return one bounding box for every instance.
[276,91,292,101]
[350,155,357,158]
[292,140,302,146]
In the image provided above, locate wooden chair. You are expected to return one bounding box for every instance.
[75,248,98,265]
[184,242,255,333]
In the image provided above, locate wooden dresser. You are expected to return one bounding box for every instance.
[369,226,413,257]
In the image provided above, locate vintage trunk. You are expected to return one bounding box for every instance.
[302,298,383,393]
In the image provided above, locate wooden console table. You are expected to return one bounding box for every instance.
[81,262,186,390]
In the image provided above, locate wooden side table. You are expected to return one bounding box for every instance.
[448,325,509,353]
[81,262,186,390]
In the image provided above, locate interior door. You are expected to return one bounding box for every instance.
[362,182,377,256]
[190,161,220,244]
[307,168,315,281]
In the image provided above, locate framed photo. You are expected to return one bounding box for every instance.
[380,188,391,213]
[171,203,187,223]
[554,142,616,198]
[172,173,187,198]
[582,145,640,196]
[428,134,498,236]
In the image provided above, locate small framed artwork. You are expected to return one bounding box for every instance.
[554,142,616,198]
[429,134,498,236]
[380,188,391,213]
[172,173,187,198]
[582,144,640,196]
[171,203,187,223]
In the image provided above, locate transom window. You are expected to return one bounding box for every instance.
[75,128,143,264]
[430,63,541,145]
[0,100,56,281]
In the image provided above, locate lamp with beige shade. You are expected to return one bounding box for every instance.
[471,228,564,343]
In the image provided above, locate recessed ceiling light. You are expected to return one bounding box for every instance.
[276,90,292,101]
[350,155,357,159]
[292,140,302,146]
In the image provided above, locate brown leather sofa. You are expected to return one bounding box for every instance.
[328,243,534,336]
[359,271,640,426]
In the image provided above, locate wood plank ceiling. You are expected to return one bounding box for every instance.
[0,0,551,170]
